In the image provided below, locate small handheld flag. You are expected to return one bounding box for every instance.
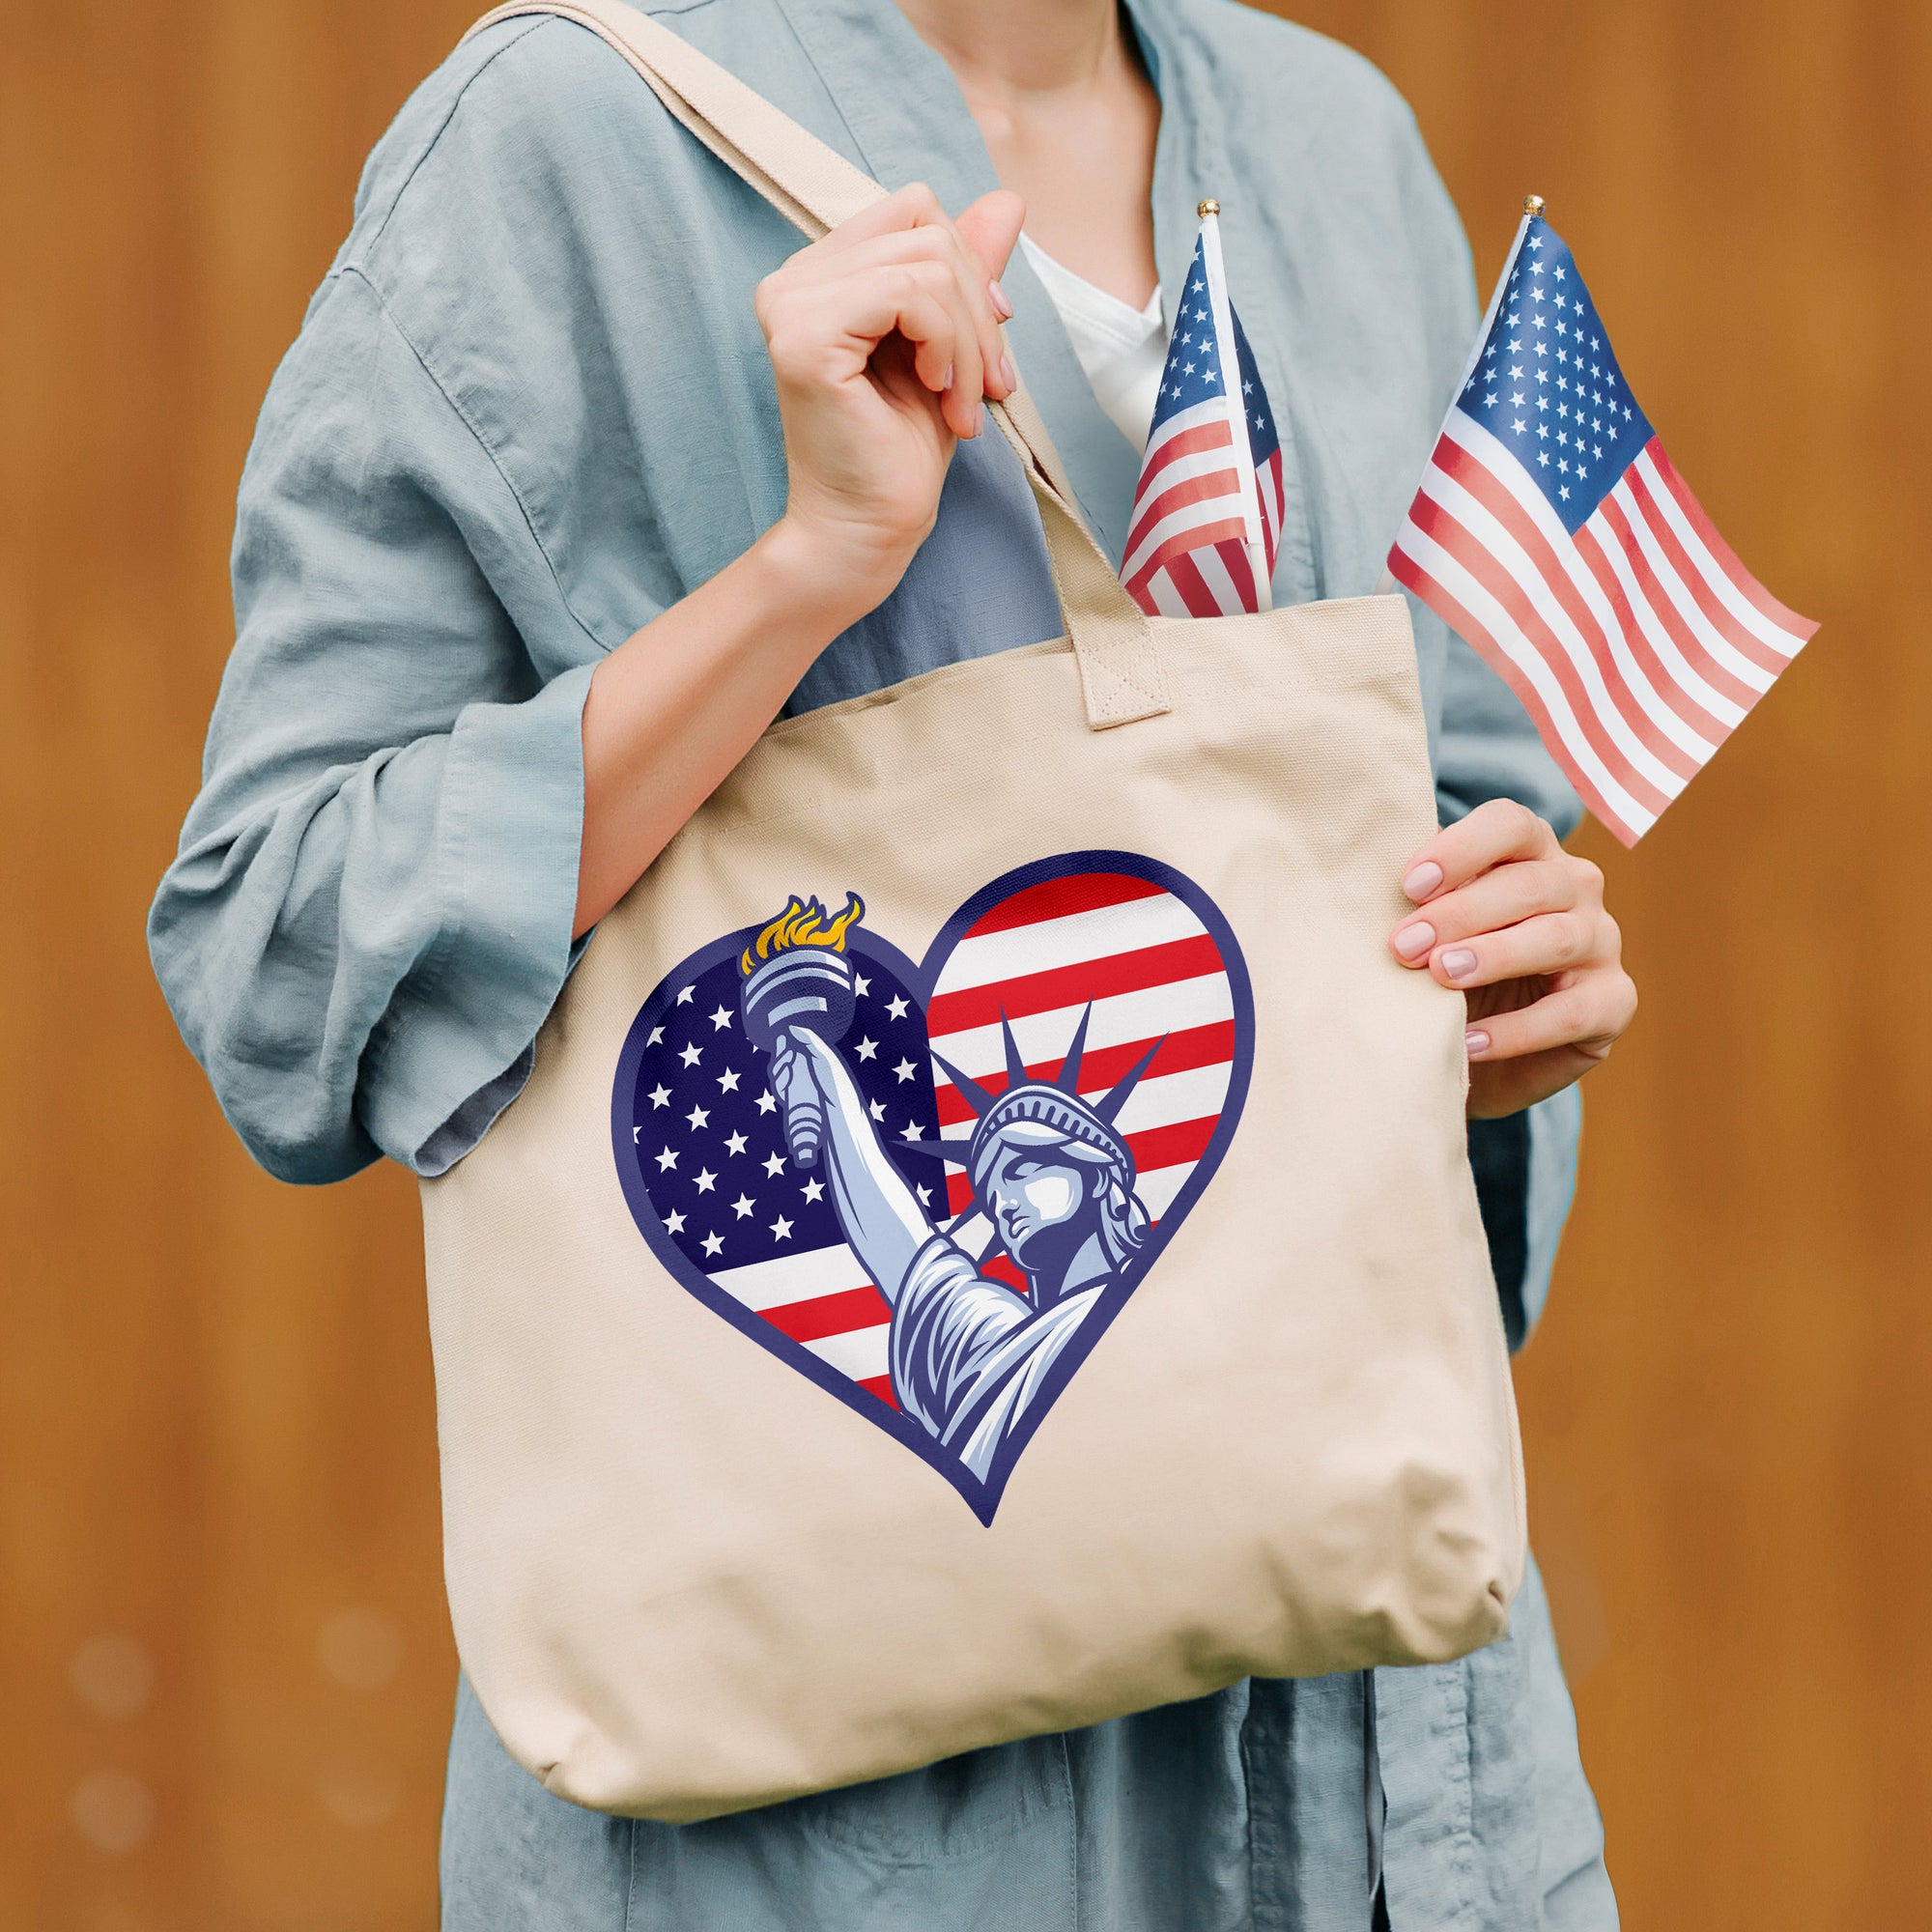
[1122,200,1287,618]
[1388,198,1819,847]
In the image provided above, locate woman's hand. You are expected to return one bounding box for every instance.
[572,184,1024,936]
[756,182,1028,621]
[1390,800,1637,1119]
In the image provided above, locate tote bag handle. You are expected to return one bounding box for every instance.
[463,0,1172,728]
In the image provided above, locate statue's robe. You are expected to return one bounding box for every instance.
[889,1234,1107,1480]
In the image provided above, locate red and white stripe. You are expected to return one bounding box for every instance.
[1389,412,1817,846]
[707,872,1238,1411]
[925,871,1236,1284]
[1122,403,1286,619]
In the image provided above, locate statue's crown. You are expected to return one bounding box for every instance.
[925,1005,1164,1182]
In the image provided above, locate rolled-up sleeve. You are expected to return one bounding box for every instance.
[149,266,602,1183]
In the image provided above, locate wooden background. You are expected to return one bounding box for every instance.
[3,0,1925,1924]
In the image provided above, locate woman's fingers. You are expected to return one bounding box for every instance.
[1464,970,1637,1065]
[954,186,1026,373]
[1420,910,1608,991]
[1390,855,1598,966]
[770,184,1018,415]
[1401,797,1558,903]
[763,263,982,435]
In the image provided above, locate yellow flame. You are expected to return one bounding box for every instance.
[739,893,866,975]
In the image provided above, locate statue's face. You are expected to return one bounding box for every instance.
[985,1145,1094,1269]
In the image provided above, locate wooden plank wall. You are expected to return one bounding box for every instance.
[2,1,1923,1924]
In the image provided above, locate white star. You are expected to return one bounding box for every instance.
[853,975,870,997]
[1182,360,1196,376]
[646,1026,664,1046]
[801,1178,825,1204]
[916,1184,931,1206]
[886,995,909,1020]
[901,1122,924,1141]
[894,1058,916,1083]
[854,1037,878,1061]
[1512,391,1526,406]
[1513,418,1527,435]
[648,1084,670,1109]
[685,1104,709,1130]
[717,1067,741,1093]
[709,1004,734,1031]
[762,1151,786,1178]
[1538,452,1551,468]
[724,1130,748,1156]
[755,1090,777,1115]
[676,985,695,1005]
[694,1168,718,1194]
[655,1146,678,1171]
[664,1209,686,1234]
[678,1042,702,1067]
[867,1098,887,1122]
[732,1192,754,1219]
[1554,265,1568,282]
[769,1216,794,1242]
[1559,485,1572,501]
[700,1231,724,1257]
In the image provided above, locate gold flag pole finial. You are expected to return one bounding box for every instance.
[1523,193,1547,219]
[1198,197,1220,218]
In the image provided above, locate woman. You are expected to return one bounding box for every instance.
[151,0,1635,1922]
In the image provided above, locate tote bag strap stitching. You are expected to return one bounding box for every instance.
[463,0,1171,727]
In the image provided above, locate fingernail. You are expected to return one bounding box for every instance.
[1393,922,1435,961]
[988,277,1014,320]
[939,361,953,392]
[1403,862,1443,901]
[1465,1028,1492,1058]
[999,352,1017,392]
[973,401,985,437]
[1440,948,1478,980]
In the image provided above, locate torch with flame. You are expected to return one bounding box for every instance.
[738,893,866,1169]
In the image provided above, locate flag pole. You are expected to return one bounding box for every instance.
[1373,193,1548,597]
[1197,197,1274,611]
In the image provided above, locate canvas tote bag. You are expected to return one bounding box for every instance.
[421,0,1525,1823]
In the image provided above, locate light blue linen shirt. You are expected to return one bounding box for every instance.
[150,0,1612,1922]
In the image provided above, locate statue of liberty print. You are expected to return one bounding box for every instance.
[740,895,1160,1483]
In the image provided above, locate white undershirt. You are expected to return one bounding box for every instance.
[1018,232,1165,451]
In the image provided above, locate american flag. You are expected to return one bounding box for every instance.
[620,868,1242,1416]
[1122,209,1286,618]
[1388,211,1819,846]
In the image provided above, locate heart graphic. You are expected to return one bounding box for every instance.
[611,850,1254,1522]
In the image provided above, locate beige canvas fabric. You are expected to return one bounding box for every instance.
[420,0,1525,1823]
